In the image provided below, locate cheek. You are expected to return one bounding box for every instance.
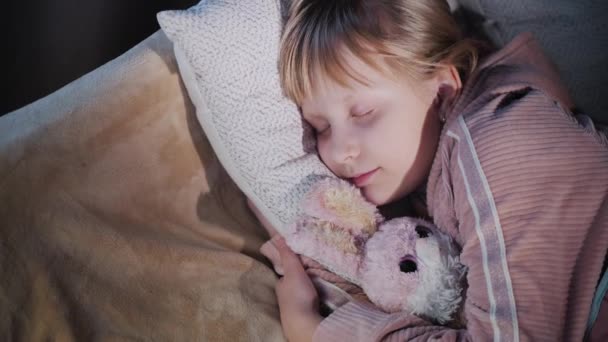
[316,140,335,170]
[369,120,416,164]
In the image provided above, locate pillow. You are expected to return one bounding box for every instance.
[157,0,334,233]
[453,0,608,124]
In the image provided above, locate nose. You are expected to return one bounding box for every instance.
[329,126,360,164]
[399,257,417,273]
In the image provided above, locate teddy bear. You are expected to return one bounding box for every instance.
[283,178,467,325]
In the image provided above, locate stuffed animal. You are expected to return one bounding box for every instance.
[284,178,467,324]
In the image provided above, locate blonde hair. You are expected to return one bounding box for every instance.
[279,0,479,105]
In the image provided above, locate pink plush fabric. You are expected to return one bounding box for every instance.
[285,179,466,324]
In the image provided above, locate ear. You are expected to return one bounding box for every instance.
[434,65,462,96]
[432,65,462,120]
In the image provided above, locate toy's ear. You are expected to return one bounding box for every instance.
[301,178,384,235]
[409,232,467,325]
[411,253,466,325]
[295,178,384,257]
[285,214,366,284]
[283,178,384,284]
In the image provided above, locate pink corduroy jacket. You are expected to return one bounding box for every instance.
[313,33,608,342]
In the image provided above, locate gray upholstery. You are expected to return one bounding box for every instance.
[455,0,608,123]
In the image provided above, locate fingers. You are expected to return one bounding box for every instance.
[260,240,284,275]
[260,235,305,277]
[260,236,313,284]
[268,237,321,324]
[273,237,307,278]
[300,255,323,269]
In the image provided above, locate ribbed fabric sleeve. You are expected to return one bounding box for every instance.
[313,33,608,341]
[313,301,462,341]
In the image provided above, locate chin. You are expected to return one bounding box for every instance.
[361,187,391,206]
[362,184,410,206]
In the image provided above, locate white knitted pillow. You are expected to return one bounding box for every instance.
[157,0,334,233]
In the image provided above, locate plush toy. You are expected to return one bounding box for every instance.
[284,178,467,325]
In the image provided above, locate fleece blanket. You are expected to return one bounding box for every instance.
[0,31,285,341]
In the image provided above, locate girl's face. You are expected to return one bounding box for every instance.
[301,53,450,205]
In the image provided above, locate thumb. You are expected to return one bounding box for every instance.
[260,240,284,276]
[274,237,306,277]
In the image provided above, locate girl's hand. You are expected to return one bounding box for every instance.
[263,236,323,342]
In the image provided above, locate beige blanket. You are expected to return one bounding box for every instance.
[0,31,284,341]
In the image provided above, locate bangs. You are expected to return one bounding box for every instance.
[279,1,392,105]
[279,0,479,106]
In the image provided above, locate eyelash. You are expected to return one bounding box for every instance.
[314,109,375,135]
[353,109,374,119]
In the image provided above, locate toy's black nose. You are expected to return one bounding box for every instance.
[399,259,417,273]
[415,225,432,238]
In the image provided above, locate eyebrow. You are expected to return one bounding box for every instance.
[302,92,355,120]
[302,111,324,122]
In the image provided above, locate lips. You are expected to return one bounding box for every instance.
[350,168,379,187]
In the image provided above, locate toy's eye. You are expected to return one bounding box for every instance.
[415,225,432,238]
[399,259,417,273]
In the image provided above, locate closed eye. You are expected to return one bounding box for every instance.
[352,109,374,118]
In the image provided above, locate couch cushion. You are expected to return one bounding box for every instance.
[454,0,608,123]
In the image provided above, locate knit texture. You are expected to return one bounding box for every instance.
[157,0,334,232]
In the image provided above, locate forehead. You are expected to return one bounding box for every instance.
[301,51,396,114]
[320,47,391,89]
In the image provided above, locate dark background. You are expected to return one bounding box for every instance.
[2,0,198,115]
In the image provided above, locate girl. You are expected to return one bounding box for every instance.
[255,0,608,340]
